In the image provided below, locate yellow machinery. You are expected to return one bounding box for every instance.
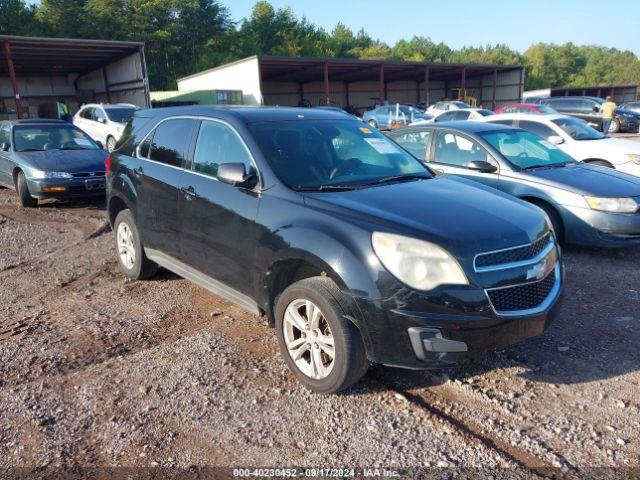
[450,88,478,107]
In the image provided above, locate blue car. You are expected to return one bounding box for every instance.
[0,119,108,207]
[363,105,432,130]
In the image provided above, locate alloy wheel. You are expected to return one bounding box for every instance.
[283,299,335,380]
[116,221,135,270]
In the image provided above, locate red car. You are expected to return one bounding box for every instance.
[494,103,557,115]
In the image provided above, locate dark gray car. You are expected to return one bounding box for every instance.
[389,122,640,247]
[0,119,107,207]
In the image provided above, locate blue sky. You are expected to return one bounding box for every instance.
[227,0,640,55]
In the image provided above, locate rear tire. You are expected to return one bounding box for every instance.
[588,159,614,169]
[106,136,116,152]
[15,171,37,208]
[275,277,369,394]
[114,209,158,280]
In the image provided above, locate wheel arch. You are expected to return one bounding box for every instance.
[519,195,565,241]
[582,158,615,168]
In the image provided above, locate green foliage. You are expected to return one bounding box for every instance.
[1,0,639,92]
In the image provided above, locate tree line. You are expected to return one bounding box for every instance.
[2,0,639,93]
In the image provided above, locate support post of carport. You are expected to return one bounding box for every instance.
[423,65,430,107]
[492,68,497,111]
[345,82,350,107]
[322,61,329,105]
[102,67,112,104]
[3,41,22,119]
[460,67,466,101]
[379,64,385,104]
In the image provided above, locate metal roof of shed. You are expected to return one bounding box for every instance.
[179,55,523,84]
[0,35,144,77]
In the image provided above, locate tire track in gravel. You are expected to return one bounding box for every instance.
[370,368,578,479]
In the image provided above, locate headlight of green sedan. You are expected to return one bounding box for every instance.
[372,232,468,291]
[626,154,640,165]
[584,196,639,214]
[30,170,73,179]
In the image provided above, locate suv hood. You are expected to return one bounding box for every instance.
[303,176,548,259]
[518,163,640,197]
[17,149,108,173]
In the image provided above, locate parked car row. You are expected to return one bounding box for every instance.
[1,102,639,395]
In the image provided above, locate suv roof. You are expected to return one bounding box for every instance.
[134,106,352,123]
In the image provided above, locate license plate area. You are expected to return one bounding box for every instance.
[85,178,105,190]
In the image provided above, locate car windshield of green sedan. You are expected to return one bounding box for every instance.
[13,125,99,152]
[249,119,430,190]
[481,130,576,170]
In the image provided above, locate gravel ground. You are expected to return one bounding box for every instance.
[0,152,639,477]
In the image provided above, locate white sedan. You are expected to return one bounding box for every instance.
[73,103,138,152]
[484,113,640,177]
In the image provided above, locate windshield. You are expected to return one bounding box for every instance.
[481,130,576,169]
[13,125,99,152]
[552,117,604,140]
[477,109,494,116]
[452,101,470,108]
[537,105,557,114]
[248,119,430,190]
[105,107,136,123]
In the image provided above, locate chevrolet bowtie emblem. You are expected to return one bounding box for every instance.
[527,255,552,281]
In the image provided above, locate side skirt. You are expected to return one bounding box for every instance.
[144,247,262,316]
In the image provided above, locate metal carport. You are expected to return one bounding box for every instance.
[178,55,525,111]
[0,35,149,119]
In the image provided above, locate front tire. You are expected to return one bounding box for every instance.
[106,136,116,152]
[15,171,37,208]
[114,209,157,280]
[608,119,620,134]
[275,277,369,394]
[588,159,614,168]
[533,202,564,245]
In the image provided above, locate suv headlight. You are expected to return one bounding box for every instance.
[30,170,73,179]
[372,232,468,291]
[584,196,639,213]
[627,154,640,165]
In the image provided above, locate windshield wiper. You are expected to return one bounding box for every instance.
[294,184,362,192]
[523,162,569,170]
[366,173,431,186]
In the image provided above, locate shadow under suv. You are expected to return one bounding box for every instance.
[106,106,563,393]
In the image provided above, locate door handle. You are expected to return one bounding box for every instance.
[132,166,143,176]
[180,185,199,199]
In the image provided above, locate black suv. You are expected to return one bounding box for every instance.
[536,96,640,133]
[106,106,563,393]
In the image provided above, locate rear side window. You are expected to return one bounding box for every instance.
[393,130,431,159]
[518,120,556,140]
[192,120,253,178]
[0,123,10,145]
[148,119,195,168]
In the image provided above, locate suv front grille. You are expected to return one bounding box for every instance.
[486,268,557,314]
[475,233,552,270]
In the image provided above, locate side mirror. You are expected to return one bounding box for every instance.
[97,117,106,124]
[547,135,564,145]
[0,142,10,152]
[467,160,498,173]
[217,163,257,188]
[592,106,599,112]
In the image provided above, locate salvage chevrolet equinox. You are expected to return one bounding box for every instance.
[106,107,563,393]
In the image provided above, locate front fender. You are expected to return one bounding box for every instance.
[107,173,139,225]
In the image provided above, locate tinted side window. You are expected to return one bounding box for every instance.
[518,121,556,140]
[453,110,470,120]
[192,120,252,178]
[148,119,195,167]
[0,124,10,145]
[436,111,455,121]
[93,108,106,122]
[433,131,488,167]
[491,119,517,127]
[81,107,94,119]
[393,130,431,159]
